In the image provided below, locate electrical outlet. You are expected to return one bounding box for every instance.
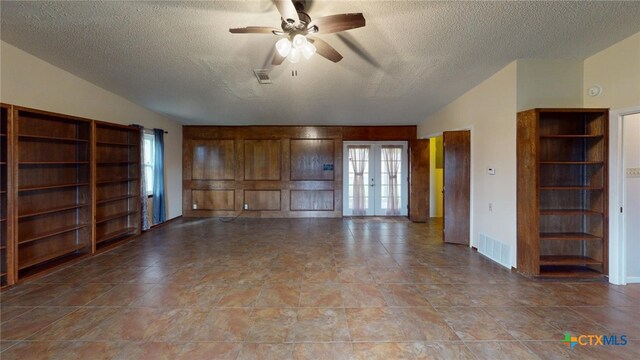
[192,204,198,210]
[489,203,493,212]
[243,203,249,210]
[626,168,640,177]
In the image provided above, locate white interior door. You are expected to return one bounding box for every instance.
[343,142,408,216]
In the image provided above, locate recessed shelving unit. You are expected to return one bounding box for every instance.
[1,103,13,287]
[93,121,141,250]
[14,107,93,279]
[517,108,608,279]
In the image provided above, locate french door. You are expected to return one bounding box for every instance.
[343,141,408,216]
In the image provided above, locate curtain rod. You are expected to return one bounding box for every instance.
[131,124,168,134]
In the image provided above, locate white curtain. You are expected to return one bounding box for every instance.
[382,146,401,215]
[349,146,369,215]
[134,125,150,230]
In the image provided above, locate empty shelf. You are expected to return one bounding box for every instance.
[97,227,137,244]
[19,182,89,192]
[19,204,88,219]
[540,232,602,241]
[19,134,88,142]
[540,186,603,190]
[95,211,138,224]
[96,161,140,165]
[18,245,86,270]
[539,161,604,165]
[19,161,89,165]
[540,135,604,138]
[540,209,603,216]
[96,194,137,205]
[96,141,136,146]
[19,224,88,245]
[96,178,139,185]
[538,266,604,279]
[540,255,602,266]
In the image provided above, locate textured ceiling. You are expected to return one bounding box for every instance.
[2,1,640,125]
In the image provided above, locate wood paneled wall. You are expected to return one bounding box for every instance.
[183,126,417,218]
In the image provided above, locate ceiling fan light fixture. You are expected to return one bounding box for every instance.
[275,38,292,57]
[287,47,300,63]
[292,34,307,49]
[301,41,316,60]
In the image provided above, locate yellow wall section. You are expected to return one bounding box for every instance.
[0,41,183,219]
[583,32,640,109]
[429,137,443,218]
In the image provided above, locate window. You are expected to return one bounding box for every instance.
[143,132,155,195]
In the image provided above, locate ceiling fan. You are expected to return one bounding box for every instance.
[229,0,366,65]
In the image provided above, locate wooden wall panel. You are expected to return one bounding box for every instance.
[342,126,416,141]
[244,190,281,211]
[183,126,416,218]
[290,190,334,211]
[192,190,235,210]
[290,139,334,180]
[244,140,281,180]
[191,140,235,180]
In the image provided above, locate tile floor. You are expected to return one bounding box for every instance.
[1,217,638,359]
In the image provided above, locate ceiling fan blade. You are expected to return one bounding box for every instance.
[308,37,343,63]
[272,51,286,66]
[308,13,365,34]
[274,0,299,24]
[229,26,280,34]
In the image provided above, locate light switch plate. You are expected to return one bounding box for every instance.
[626,168,640,177]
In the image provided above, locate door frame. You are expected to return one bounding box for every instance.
[423,126,474,248]
[342,141,409,216]
[609,105,640,285]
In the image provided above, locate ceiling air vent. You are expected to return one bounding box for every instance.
[253,69,272,84]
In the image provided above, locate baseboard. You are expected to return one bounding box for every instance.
[626,276,640,283]
[149,215,183,230]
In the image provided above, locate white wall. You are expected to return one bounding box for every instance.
[418,61,518,267]
[517,59,583,111]
[623,113,640,281]
[584,32,640,109]
[429,137,443,218]
[0,41,183,220]
[582,32,640,284]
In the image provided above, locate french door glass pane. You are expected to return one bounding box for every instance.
[380,146,402,214]
[347,146,370,213]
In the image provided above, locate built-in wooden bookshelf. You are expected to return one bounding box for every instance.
[14,107,93,278]
[517,108,608,279]
[93,121,141,250]
[1,104,13,287]
[0,105,146,286]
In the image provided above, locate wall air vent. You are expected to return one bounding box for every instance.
[253,69,272,84]
[478,233,511,269]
